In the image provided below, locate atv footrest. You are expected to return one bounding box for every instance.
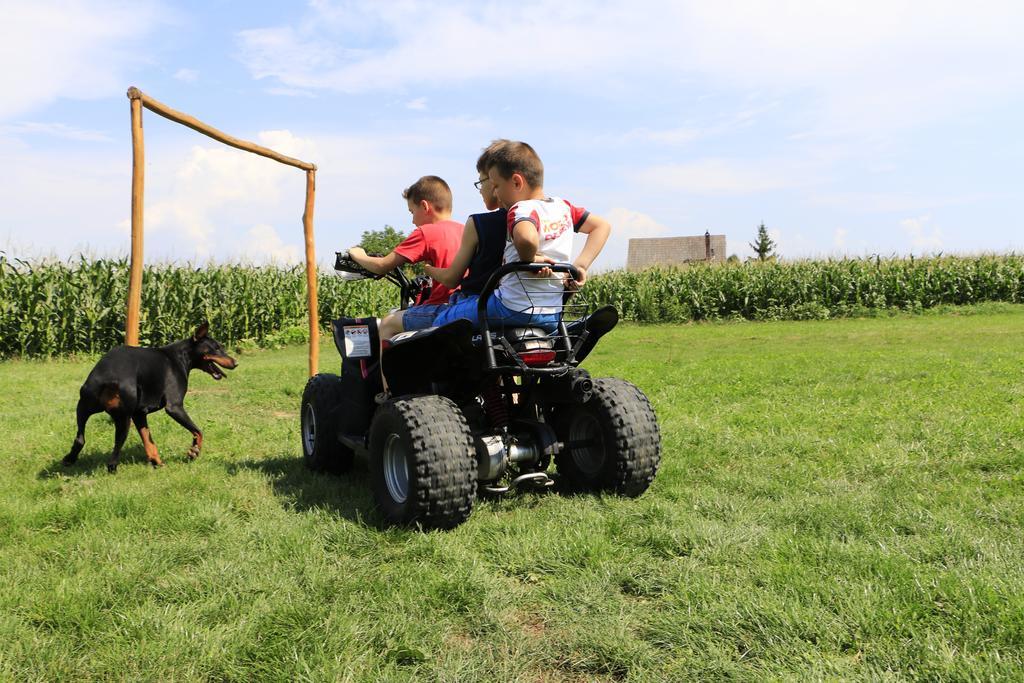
[337,433,367,453]
[482,471,555,495]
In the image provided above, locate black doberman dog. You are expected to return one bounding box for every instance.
[62,322,237,473]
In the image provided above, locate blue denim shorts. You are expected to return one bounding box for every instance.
[401,303,448,331]
[432,294,558,332]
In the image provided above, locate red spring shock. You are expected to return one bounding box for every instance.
[482,378,509,430]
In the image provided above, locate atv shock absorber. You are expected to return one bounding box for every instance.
[482,377,509,430]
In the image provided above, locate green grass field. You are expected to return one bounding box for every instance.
[2,305,1023,681]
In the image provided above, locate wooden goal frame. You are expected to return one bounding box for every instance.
[125,86,321,376]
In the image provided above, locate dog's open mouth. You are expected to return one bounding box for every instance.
[202,354,237,380]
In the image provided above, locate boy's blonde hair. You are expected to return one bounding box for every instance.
[486,140,544,188]
[402,175,452,212]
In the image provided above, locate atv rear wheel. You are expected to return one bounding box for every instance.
[369,395,477,529]
[300,374,353,473]
[554,378,660,497]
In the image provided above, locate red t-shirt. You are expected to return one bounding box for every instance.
[393,219,463,304]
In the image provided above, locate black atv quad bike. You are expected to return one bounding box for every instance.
[300,251,661,529]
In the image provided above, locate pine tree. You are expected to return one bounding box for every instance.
[749,222,777,262]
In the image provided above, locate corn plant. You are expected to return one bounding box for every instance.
[2,253,1022,357]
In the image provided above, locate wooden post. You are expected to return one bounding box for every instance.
[126,89,145,346]
[123,87,318,367]
[131,88,314,171]
[303,169,319,377]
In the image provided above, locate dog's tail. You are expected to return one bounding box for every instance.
[97,382,122,412]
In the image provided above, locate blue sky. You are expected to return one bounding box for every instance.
[2,0,1022,269]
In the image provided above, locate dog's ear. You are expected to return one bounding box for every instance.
[193,321,209,341]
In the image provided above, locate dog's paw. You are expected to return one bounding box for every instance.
[186,445,201,461]
[106,462,118,474]
[62,454,77,467]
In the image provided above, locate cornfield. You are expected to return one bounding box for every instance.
[584,254,1024,323]
[0,255,398,357]
[2,253,1022,357]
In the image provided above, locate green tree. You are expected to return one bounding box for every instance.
[749,222,777,262]
[357,225,424,275]
[358,225,406,256]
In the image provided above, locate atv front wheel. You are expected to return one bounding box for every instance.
[369,395,477,529]
[554,378,661,497]
[300,374,353,473]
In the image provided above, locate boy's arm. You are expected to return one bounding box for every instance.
[571,213,611,285]
[347,246,409,275]
[511,220,540,262]
[423,218,478,288]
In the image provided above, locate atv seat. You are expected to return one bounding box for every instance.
[507,327,555,352]
[473,326,555,352]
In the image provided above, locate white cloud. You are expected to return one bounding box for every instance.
[236,3,625,93]
[672,2,1024,132]
[618,127,702,146]
[127,128,460,262]
[833,227,848,250]
[638,159,815,195]
[900,215,944,253]
[255,129,318,159]
[0,122,110,142]
[603,99,781,149]
[0,116,481,263]
[0,1,173,120]
[265,87,317,98]
[0,136,129,257]
[241,224,302,264]
[405,97,428,111]
[808,190,990,214]
[605,208,670,239]
[234,0,1024,134]
[174,68,199,83]
[142,130,315,258]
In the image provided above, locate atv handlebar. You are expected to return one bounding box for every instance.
[333,250,427,310]
[334,250,375,278]
[477,261,581,370]
[476,261,581,317]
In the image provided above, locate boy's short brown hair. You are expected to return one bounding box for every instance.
[402,175,452,212]
[476,139,511,173]
[486,140,544,188]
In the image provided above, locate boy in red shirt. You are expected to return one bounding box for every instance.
[346,175,463,338]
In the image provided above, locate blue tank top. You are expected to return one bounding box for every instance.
[460,209,508,295]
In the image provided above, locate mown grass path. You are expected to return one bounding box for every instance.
[2,306,1023,680]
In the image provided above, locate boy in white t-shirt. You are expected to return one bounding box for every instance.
[432,140,610,330]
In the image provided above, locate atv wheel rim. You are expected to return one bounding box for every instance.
[302,404,316,456]
[383,433,410,504]
[569,412,604,476]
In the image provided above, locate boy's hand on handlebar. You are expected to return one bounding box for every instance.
[531,256,587,288]
[570,264,587,288]
[347,246,367,260]
[534,255,556,277]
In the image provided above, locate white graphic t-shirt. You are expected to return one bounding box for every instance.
[497,197,589,314]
